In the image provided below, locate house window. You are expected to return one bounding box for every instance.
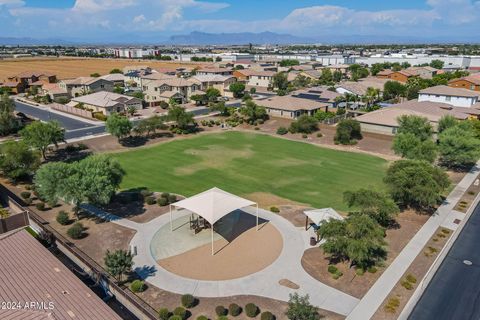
[446,96,451,102]
[472,85,475,90]
[101,84,104,88]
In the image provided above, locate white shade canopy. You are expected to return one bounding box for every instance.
[304,208,344,226]
[172,187,256,225]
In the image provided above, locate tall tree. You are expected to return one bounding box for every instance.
[273,72,289,91]
[438,122,480,168]
[0,140,40,181]
[396,115,433,141]
[205,87,221,102]
[285,293,320,320]
[392,132,438,163]
[383,81,406,101]
[241,100,267,124]
[344,189,399,227]
[438,115,458,134]
[105,113,132,141]
[20,120,65,159]
[334,119,362,145]
[168,105,195,131]
[0,94,18,136]
[318,214,386,269]
[384,160,450,210]
[104,249,133,282]
[229,82,245,98]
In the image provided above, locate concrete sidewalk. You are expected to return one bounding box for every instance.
[346,161,480,320]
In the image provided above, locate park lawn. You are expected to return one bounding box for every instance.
[113,131,388,211]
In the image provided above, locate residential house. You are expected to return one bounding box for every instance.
[0,229,121,320]
[41,83,69,101]
[5,71,57,93]
[59,77,115,97]
[449,74,480,92]
[143,78,201,106]
[356,100,480,135]
[191,75,237,97]
[291,87,341,111]
[418,85,479,108]
[196,67,233,76]
[376,66,439,83]
[233,69,276,90]
[68,91,142,115]
[336,77,389,97]
[0,81,23,94]
[255,95,329,119]
[99,73,125,87]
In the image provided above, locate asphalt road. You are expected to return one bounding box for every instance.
[409,201,480,320]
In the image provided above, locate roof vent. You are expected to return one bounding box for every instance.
[62,290,70,295]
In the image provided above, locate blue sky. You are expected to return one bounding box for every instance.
[1,0,479,42]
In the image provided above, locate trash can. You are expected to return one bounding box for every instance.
[310,237,317,246]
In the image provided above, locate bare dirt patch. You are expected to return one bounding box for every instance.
[158,222,282,281]
[301,210,429,298]
[245,192,307,209]
[372,227,452,319]
[0,57,204,80]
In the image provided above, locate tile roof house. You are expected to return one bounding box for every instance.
[143,78,201,106]
[418,85,479,107]
[0,229,121,320]
[4,71,57,93]
[448,74,480,92]
[69,91,142,115]
[255,95,329,119]
[191,75,237,97]
[356,99,480,135]
[233,69,276,90]
[59,77,115,98]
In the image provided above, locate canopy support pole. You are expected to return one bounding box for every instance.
[169,204,172,231]
[211,225,214,256]
[256,203,259,231]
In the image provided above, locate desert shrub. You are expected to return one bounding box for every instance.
[245,303,258,317]
[20,191,31,199]
[67,222,84,239]
[260,311,275,320]
[327,265,338,274]
[229,303,241,316]
[276,127,288,135]
[254,127,260,131]
[302,134,308,138]
[161,192,170,198]
[356,268,365,276]
[56,211,70,225]
[158,197,169,206]
[181,294,195,308]
[270,206,280,213]
[35,202,46,211]
[468,191,475,195]
[23,198,32,205]
[130,280,145,292]
[158,308,170,320]
[215,306,227,316]
[141,189,153,197]
[145,196,156,205]
[173,307,187,320]
[93,112,107,121]
[406,274,417,284]
[25,184,32,190]
[0,208,9,219]
[168,195,177,203]
[169,316,182,320]
[401,280,414,290]
[441,229,450,234]
[367,266,378,273]
[217,316,229,320]
[384,297,400,313]
[332,271,343,280]
[196,316,208,320]
[316,132,323,138]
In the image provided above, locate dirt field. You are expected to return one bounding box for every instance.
[0,57,204,80]
[372,227,452,319]
[301,210,429,299]
[158,222,283,281]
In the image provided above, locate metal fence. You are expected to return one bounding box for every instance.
[0,184,159,320]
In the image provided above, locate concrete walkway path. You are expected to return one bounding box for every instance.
[346,161,480,320]
[84,204,359,316]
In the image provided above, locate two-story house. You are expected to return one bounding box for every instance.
[418,85,479,108]
[59,77,115,97]
[143,78,201,106]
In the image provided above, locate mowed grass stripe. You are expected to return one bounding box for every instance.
[113,131,388,210]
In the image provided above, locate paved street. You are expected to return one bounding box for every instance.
[408,200,480,320]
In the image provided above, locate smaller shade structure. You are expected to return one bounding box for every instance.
[304,208,344,231]
[170,187,258,255]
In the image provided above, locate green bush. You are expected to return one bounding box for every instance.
[158,197,169,206]
[20,191,31,199]
[245,303,258,317]
[260,311,275,320]
[181,294,195,308]
[367,266,378,273]
[270,206,280,213]
[401,280,414,290]
[217,316,229,320]
[158,308,170,320]
[276,127,288,135]
[254,127,260,131]
[168,195,177,203]
[24,198,32,205]
[229,303,241,316]
[93,112,107,121]
[215,306,227,316]
[35,202,46,211]
[145,196,156,205]
[196,316,208,320]
[173,307,187,320]
[56,211,70,225]
[130,280,145,292]
[385,297,400,313]
[332,271,343,279]
[161,192,170,199]
[316,132,323,138]
[169,316,182,320]
[327,265,338,274]
[141,189,153,197]
[406,274,417,284]
[67,222,84,239]
[302,134,308,138]
[356,268,365,276]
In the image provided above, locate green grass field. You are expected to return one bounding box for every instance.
[113,131,388,210]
